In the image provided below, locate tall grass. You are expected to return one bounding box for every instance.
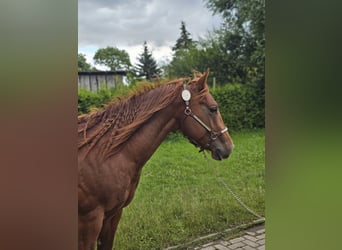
[114,129,265,249]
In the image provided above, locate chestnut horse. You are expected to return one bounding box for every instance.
[78,70,234,250]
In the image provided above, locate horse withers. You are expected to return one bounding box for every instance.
[78,70,234,250]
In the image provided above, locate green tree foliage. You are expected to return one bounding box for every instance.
[164,21,198,78]
[172,21,195,52]
[78,53,92,72]
[166,1,264,87]
[205,0,265,122]
[134,41,161,81]
[165,22,203,78]
[93,46,131,71]
[165,47,206,78]
[205,0,265,86]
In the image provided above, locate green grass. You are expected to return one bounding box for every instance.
[114,129,265,249]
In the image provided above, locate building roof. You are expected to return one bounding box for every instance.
[78,70,127,76]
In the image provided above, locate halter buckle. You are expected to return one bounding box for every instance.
[184,106,192,116]
[211,132,218,140]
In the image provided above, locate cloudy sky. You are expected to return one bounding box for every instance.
[78,0,223,69]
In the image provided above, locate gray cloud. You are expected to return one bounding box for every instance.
[78,0,222,64]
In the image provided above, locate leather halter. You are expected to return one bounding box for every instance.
[181,84,228,151]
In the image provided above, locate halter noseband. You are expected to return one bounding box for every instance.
[181,84,228,151]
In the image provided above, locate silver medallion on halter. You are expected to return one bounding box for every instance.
[182,84,191,103]
[182,89,191,101]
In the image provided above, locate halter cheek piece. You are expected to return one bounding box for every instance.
[182,84,228,151]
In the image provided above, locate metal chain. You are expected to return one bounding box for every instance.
[203,152,265,220]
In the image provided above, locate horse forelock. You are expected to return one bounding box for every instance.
[78,79,185,160]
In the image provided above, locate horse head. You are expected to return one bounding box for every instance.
[178,70,234,160]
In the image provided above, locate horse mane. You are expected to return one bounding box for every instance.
[78,78,185,160]
[78,73,209,161]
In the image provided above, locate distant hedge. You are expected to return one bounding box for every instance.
[78,88,114,114]
[78,83,264,131]
[211,83,265,131]
[78,86,132,115]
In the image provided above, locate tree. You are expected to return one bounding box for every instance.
[165,46,205,79]
[172,21,195,52]
[93,46,131,71]
[78,53,92,71]
[205,0,265,86]
[204,0,265,127]
[165,22,202,78]
[134,41,161,81]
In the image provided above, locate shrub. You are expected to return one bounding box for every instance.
[78,87,115,115]
[211,83,264,131]
[78,79,138,115]
[78,82,265,132]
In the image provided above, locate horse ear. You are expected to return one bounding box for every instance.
[196,68,209,91]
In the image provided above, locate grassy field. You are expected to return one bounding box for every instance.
[114,129,265,249]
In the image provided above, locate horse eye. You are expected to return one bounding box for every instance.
[209,106,218,113]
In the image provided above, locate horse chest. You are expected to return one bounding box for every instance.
[99,164,142,210]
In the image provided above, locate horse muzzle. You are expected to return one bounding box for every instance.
[210,143,234,161]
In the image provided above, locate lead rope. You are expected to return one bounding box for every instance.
[202,151,265,221]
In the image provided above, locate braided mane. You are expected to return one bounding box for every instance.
[78,79,186,160]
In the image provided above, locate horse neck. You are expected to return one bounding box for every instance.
[121,102,181,167]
